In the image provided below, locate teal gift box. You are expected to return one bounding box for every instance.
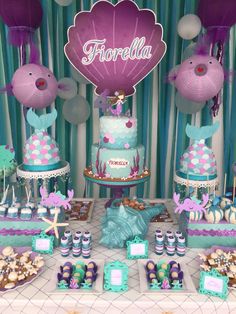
[0,211,66,247]
[179,211,236,248]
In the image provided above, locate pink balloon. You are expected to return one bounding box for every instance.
[174,55,224,102]
[12,63,58,109]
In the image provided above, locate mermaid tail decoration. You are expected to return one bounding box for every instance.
[186,121,219,141]
[100,202,164,248]
[27,108,57,130]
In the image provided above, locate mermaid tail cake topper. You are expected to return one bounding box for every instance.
[23,108,61,171]
[27,108,57,131]
[186,121,220,141]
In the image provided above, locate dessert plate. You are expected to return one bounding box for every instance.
[138,259,197,295]
[44,258,104,294]
[0,246,45,294]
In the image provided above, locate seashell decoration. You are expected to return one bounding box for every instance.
[65,0,166,96]
[100,202,164,248]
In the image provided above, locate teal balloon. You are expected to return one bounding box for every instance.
[183,42,197,60]
[63,94,90,124]
[70,65,90,84]
[176,91,205,114]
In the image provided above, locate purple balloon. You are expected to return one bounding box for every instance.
[198,0,236,43]
[65,0,166,96]
[0,0,43,46]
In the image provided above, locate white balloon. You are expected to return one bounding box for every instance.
[63,94,91,124]
[177,14,202,40]
[176,91,205,114]
[70,65,90,84]
[54,0,73,6]
[58,77,77,100]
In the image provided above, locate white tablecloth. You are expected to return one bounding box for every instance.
[1,199,236,314]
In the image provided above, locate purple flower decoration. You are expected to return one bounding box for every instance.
[94,89,110,112]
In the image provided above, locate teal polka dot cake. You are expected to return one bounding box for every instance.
[23,109,61,171]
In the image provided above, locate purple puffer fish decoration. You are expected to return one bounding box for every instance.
[40,187,74,210]
[173,192,209,214]
[65,0,166,97]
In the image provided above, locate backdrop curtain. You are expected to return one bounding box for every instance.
[0,0,235,199]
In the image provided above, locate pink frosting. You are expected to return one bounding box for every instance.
[29,144,36,150]
[198,150,204,155]
[40,149,48,155]
[30,154,37,160]
[41,158,49,165]
[188,163,195,169]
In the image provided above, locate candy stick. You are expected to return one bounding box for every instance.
[1,184,9,204]
[233,177,236,204]
[3,167,5,197]
[223,173,227,196]
[12,185,15,205]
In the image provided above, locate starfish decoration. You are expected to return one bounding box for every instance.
[41,208,68,239]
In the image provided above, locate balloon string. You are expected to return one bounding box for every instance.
[211,42,224,116]
[20,44,26,66]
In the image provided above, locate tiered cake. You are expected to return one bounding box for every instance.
[91,116,147,179]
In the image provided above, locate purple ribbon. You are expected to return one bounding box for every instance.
[0,229,55,236]
[187,229,236,237]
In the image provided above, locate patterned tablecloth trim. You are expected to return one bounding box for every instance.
[187,228,236,236]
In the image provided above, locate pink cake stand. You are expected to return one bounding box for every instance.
[84,167,150,207]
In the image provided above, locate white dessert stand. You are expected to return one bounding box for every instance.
[16,161,70,203]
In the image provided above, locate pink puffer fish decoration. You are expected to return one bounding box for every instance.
[170,55,224,103]
[40,187,74,210]
[173,192,209,214]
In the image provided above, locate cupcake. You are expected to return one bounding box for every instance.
[7,205,18,219]
[20,207,32,220]
[37,205,48,218]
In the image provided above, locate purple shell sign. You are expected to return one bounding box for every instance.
[64,0,166,96]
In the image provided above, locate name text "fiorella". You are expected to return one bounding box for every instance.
[82,37,152,65]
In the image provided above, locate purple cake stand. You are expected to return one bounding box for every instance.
[84,167,150,207]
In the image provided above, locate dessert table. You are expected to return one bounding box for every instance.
[1,199,236,314]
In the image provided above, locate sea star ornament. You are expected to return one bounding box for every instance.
[41,208,68,239]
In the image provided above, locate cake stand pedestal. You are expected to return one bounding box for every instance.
[16,161,70,203]
[84,167,150,207]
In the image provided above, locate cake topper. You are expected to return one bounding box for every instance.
[65,0,166,97]
[109,90,126,116]
[94,89,110,113]
[40,187,74,210]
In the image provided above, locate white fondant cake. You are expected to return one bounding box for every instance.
[100,116,137,149]
[91,144,145,178]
